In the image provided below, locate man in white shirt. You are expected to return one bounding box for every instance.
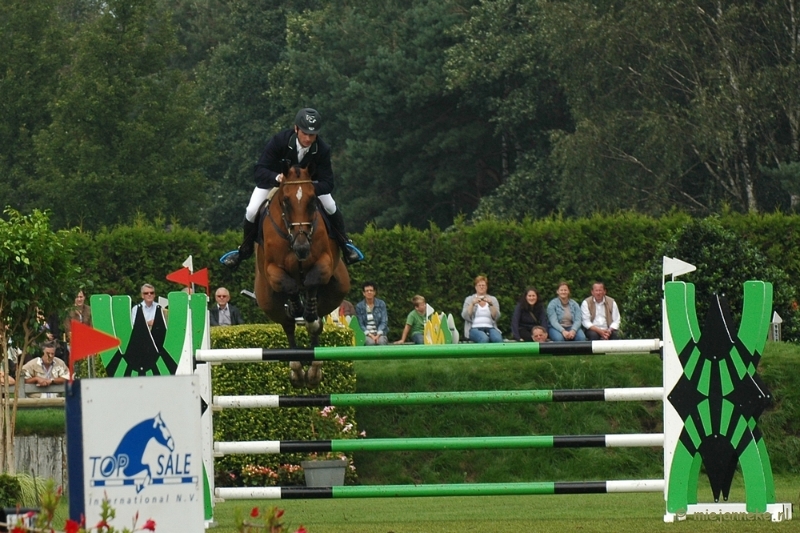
[23,341,69,398]
[581,282,621,340]
[131,283,161,328]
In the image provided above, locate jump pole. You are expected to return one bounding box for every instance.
[195,338,662,363]
[214,433,665,455]
[217,479,666,500]
[213,387,664,409]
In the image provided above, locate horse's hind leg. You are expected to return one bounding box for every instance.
[306,361,323,389]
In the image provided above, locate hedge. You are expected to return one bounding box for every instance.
[64,212,800,341]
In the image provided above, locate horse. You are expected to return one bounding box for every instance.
[254,163,350,388]
[102,413,175,493]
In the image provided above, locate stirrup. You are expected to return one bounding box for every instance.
[343,242,364,265]
[219,250,241,268]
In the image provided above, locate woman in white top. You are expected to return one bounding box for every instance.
[461,275,502,343]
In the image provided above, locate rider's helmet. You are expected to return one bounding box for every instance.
[295,108,323,134]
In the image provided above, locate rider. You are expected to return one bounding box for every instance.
[220,108,364,268]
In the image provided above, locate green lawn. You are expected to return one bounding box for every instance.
[208,475,800,533]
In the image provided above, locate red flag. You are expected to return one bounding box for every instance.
[69,320,120,380]
[166,266,192,286]
[190,268,209,290]
[166,266,209,290]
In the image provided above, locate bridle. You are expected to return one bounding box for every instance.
[269,178,319,253]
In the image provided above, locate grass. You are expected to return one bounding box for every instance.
[14,342,800,531]
[14,408,65,436]
[206,475,800,532]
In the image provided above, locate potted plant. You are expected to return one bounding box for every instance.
[300,406,363,487]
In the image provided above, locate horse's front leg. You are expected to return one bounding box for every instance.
[302,262,333,331]
[266,264,303,319]
[302,286,320,330]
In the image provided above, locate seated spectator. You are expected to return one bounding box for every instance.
[511,287,548,342]
[581,282,621,340]
[22,341,69,398]
[210,287,245,326]
[395,295,428,344]
[532,325,550,343]
[546,282,587,342]
[355,282,388,345]
[461,276,502,343]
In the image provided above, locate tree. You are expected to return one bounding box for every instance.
[0,207,79,473]
[0,0,69,212]
[198,0,314,232]
[538,0,800,216]
[269,0,503,231]
[444,0,569,220]
[32,0,216,230]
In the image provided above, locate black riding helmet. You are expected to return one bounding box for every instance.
[295,108,323,134]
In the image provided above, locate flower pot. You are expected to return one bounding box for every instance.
[301,459,347,487]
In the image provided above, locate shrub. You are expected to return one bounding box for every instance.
[0,474,22,507]
[210,324,358,486]
[624,217,798,340]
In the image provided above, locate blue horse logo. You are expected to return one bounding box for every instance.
[101,413,175,493]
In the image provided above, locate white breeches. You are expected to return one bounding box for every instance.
[245,187,337,222]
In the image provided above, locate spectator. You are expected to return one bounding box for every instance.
[461,276,502,343]
[395,295,428,344]
[532,325,550,342]
[511,287,549,342]
[355,282,388,345]
[581,282,621,340]
[131,284,162,328]
[209,287,245,326]
[0,370,14,386]
[22,341,69,398]
[63,289,92,340]
[546,282,587,342]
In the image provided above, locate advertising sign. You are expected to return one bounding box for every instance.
[67,376,204,532]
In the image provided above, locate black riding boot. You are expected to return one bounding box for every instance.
[222,219,259,269]
[328,210,364,265]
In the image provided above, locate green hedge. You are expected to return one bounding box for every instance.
[209,324,359,487]
[65,212,800,341]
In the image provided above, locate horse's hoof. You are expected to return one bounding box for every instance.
[306,361,323,389]
[289,361,306,389]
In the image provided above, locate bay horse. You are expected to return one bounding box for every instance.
[254,163,350,388]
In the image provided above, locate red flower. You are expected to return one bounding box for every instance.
[65,519,81,533]
[294,526,307,533]
[96,519,109,530]
[11,526,26,533]
[142,518,156,531]
[250,507,260,518]
[275,509,284,518]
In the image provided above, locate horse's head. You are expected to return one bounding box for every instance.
[152,412,175,452]
[279,164,319,261]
